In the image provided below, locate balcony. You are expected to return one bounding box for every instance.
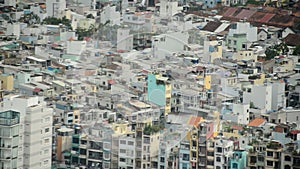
[79,144,87,149]
[79,154,86,158]
[207,146,214,152]
[199,151,205,156]
[207,156,214,161]
[199,161,205,166]
[0,144,11,149]
[190,157,197,162]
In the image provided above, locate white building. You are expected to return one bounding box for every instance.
[1,0,16,7]
[203,35,223,63]
[228,21,258,42]
[118,134,136,169]
[66,40,87,55]
[159,0,179,19]
[46,0,66,17]
[6,23,20,38]
[100,5,121,26]
[1,95,53,169]
[152,31,189,59]
[243,84,272,112]
[30,4,47,21]
[214,138,234,169]
[222,103,250,125]
[271,82,286,111]
[117,26,133,51]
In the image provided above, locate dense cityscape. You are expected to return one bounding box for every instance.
[0,0,299,168]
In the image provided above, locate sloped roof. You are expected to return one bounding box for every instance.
[249,11,266,22]
[268,15,295,27]
[248,118,266,127]
[235,9,256,20]
[223,8,238,17]
[283,34,300,46]
[188,116,204,127]
[202,21,222,32]
[260,13,275,23]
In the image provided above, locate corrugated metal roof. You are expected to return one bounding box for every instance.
[223,8,238,17]
[235,9,256,20]
[260,13,275,23]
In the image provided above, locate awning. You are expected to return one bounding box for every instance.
[33,88,42,93]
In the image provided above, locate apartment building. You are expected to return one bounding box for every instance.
[229,150,247,169]
[179,141,190,169]
[214,137,234,169]
[147,72,172,117]
[67,123,113,169]
[0,110,21,169]
[248,139,268,169]
[46,0,66,17]
[1,95,53,169]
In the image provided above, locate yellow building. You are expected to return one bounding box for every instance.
[78,18,96,30]
[112,121,132,134]
[235,50,257,62]
[204,75,211,90]
[0,74,14,91]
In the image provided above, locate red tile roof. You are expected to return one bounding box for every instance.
[248,118,266,127]
[232,126,243,131]
[290,130,300,135]
[188,116,203,127]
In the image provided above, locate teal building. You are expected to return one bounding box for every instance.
[147,73,172,116]
[226,33,247,52]
[230,150,248,169]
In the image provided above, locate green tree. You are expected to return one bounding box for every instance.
[19,13,40,25]
[42,16,72,30]
[265,46,279,60]
[265,43,289,60]
[76,24,96,40]
[86,13,95,19]
[292,45,300,55]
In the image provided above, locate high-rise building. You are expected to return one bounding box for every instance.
[1,95,53,169]
[46,0,66,17]
[0,110,21,169]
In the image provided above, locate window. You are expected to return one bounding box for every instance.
[120,140,126,144]
[216,157,221,162]
[44,149,49,154]
[285,165,291,169]
[267,151,273,157]
[44,160,49,165]
[267,160,273,166]
[44,138,50,144]
[45,128,50,133]
[120,158,126,162]
[285,156,291,161]
[128,141,134,146]
[217,147,222,153]
[120,149,126,153]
